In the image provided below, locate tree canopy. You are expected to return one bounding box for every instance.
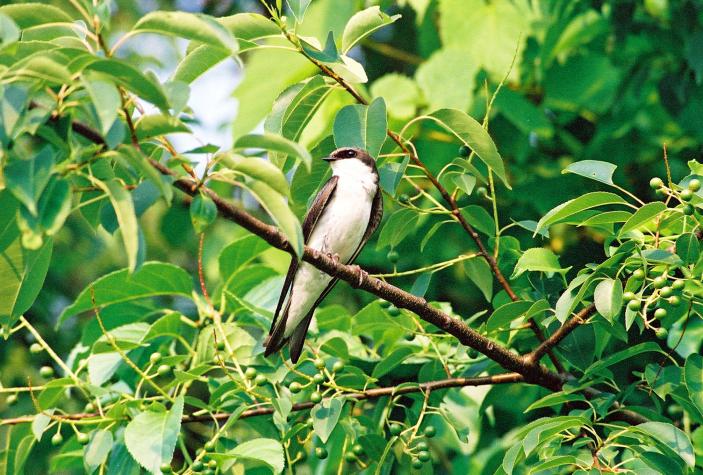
[1,0,703,474]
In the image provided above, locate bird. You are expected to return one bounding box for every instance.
[264,147,383,363]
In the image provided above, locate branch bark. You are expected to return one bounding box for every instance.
[526,304,596,365]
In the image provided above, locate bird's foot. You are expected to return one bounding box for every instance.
[350,265,368,288]
[326,252,341,264]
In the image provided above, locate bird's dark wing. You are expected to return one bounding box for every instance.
[348,187,384,264]
[264,176,339,356]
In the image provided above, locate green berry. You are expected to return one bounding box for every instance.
[424,425,436,438]
[655,327,668,339]
[315,447,328,459]
[467,348,479,359]
[204,440,215,451]
[245,367,257,380]
[51,432,63,446]
[654,308,667,320]
[306,417,314,426]
[683,204,695,215]
[207,460,217,469]
[310,391,322,404]
[627,300,641,311]
[387,250,399,263]
[418,450,431,462]
[379,299,392,309]
[160,463,172,473]
[85,402,94,412]
[689,179,701,192]
[412,458,424,469]
[344,452,357,463]
[29,343,43,354]
[352,443,363,456]
[313,358,325,370]
[399,194,410,204]
[668,296,681,306]
[458,145,471,157]
[6,394,18,406]
[149,352,162,364]
[681,189,694,201]
[289,381,302,393]
[216,341,225,351]
[77,432,89,445]
[332,361,344,372]
[632,269,645,280]
[672,279,685,290]
[157,364,171,376]
[389,423,402,436]
[387,305,401,317]
[660,286,673,298]
[653,276,667,289]
[192,460,204,472]
[623,291,636,302]
[39,366,54,378]
[649,177,664,189]
[476,186,488,197]
[254,374,267,386]
[416,441,428,451]
[313,373,325,384]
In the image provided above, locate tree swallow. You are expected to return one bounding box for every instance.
[264,147,383,363]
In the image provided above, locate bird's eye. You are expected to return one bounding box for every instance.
[339,149,356,158]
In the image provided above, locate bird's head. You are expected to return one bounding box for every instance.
[323,147,376,176]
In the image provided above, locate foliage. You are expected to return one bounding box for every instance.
[1,0,703,474]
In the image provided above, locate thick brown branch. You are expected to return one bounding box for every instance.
[526,304,596,364]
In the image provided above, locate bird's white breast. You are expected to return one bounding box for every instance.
[283,160,378,337]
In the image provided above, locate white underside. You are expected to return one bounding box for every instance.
[283,159,377,338]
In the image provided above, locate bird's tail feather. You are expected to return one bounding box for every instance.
[289,313,314,363]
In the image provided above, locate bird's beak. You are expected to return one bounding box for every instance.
[322,155,336,161]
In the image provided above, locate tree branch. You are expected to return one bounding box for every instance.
[0,373,524,426]
[526,304,596,365]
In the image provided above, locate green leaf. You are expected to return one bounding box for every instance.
[37,176,71,236]
[536,192,629,234]
[13,56,72,85]
[525,392,586,412]
[0,3,73,29]
[220,154,289,197]
[684,354,703,418]
[133,11,238,53]
[619,202,666,235]
[312,397,343,444]
[416,48,478,113]
[585,342,664,375]
[82,76,121,136]
[4,147,54,216]
[189,193,217,234]
[376,208,419,250]
[461,205,495,236]
[218,234,270,279]
[0,238,52,332]
[234,133,312,170]
[427,109,509,188]
[378,155,409,196]
[333,97,387,159]
[370,73,421,119]
[85,59,169,111]
[58,262,192,325]
[31,408,55,441]
[125,396,184,475]
[676,233,700,265]
[341,6,401,53]
[287,0,312,23]
[487,300,533,332]
[114,145,173,205]
[593,278,623,322]
[92,178,139,272]
[512,248,570,278]
[135,115,190,140]
[635,422,695,468]
[563,160,617,186]
[266,76,331,143]
[641,249,683,266]
[173,44,230,84]
[84,430,113,474]
[242,180,303,257]
[372,346,414,378]
[300,31,339,63]
[0,13,19,47]
[227,438,285,474]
